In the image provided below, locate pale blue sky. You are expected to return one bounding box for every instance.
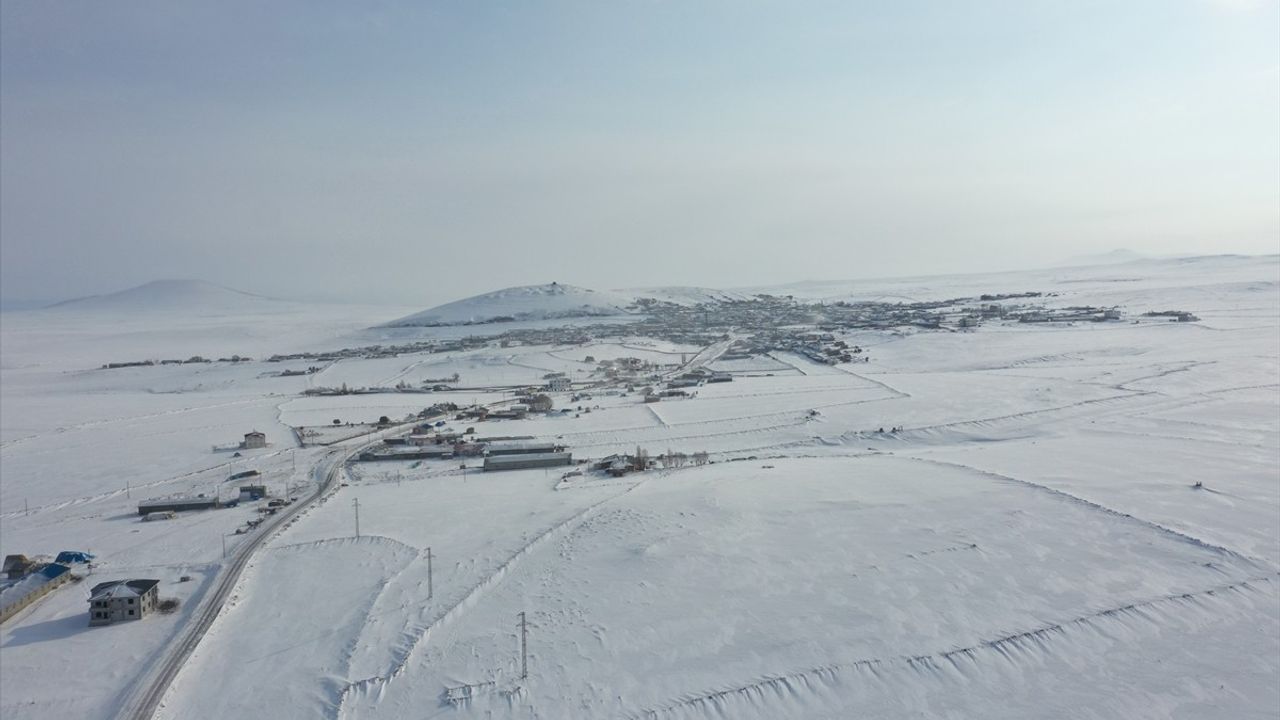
[2,1,1277,306]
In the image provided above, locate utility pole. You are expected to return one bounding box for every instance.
[518,611,528,680]
[126,480,130,499]
[352,498,361,538]
[427,546,433,599]
[24,499,29,516]
[221,534,227,559]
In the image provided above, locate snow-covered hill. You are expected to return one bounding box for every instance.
[44,279,277,315]
[385,283,637,327]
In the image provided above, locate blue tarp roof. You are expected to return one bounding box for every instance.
[39,563,70,579]
[54,551,94,564]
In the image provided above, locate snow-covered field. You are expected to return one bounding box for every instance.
[2,256,1277,719]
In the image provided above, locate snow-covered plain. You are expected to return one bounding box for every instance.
[1,257,1277,720]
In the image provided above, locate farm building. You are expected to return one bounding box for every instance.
[358,446,454,462]
[484,440,565,456]
[241,431,267,449]
[488,406,529,420]
[88,579,160,626]
[0,564,75,623]
[137,496,219,515]
[483,453,573,472]
[239,485,267,501]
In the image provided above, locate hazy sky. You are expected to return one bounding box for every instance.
[2,1,1277,307]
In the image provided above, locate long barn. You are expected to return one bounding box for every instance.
[483,452,573,471]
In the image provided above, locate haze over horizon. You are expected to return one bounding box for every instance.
[3,1,1278,308]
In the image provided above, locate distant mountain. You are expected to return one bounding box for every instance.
[1052,249,1148,268]
[384,282,637,327]
[45,279,278,314]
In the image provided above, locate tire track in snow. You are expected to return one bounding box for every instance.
[332,479,655,717]
[0,396,266,452]
[0,444,301,519]
[903,390,1153,436]
[903,456,1270,569]
[628,576,1276,719]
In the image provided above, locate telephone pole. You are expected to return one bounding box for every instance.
[352,498,361,538]
[518,611,528,680]
[427,547,433,599]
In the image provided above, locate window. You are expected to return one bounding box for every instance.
[129,610,134,616]
[128,598,135,604]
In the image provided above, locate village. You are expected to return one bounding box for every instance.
[87,290,1195,377]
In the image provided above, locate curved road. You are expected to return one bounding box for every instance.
[118,430,396,720]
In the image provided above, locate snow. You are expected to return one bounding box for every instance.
[2,256,1278,720]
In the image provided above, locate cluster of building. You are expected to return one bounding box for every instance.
[1,551,93,624]
[1143,310,1200,322]
[358,431,573,471]
[100,355,250,370]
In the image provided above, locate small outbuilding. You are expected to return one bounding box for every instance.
[241,431,267,449]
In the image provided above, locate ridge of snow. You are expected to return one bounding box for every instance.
[44,279,276,313]
[384,283,636,327]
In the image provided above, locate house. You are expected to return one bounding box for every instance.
[546,376,572,392]
[88,579,160,626]
[591,453,649,477]
[241,431,267,449]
